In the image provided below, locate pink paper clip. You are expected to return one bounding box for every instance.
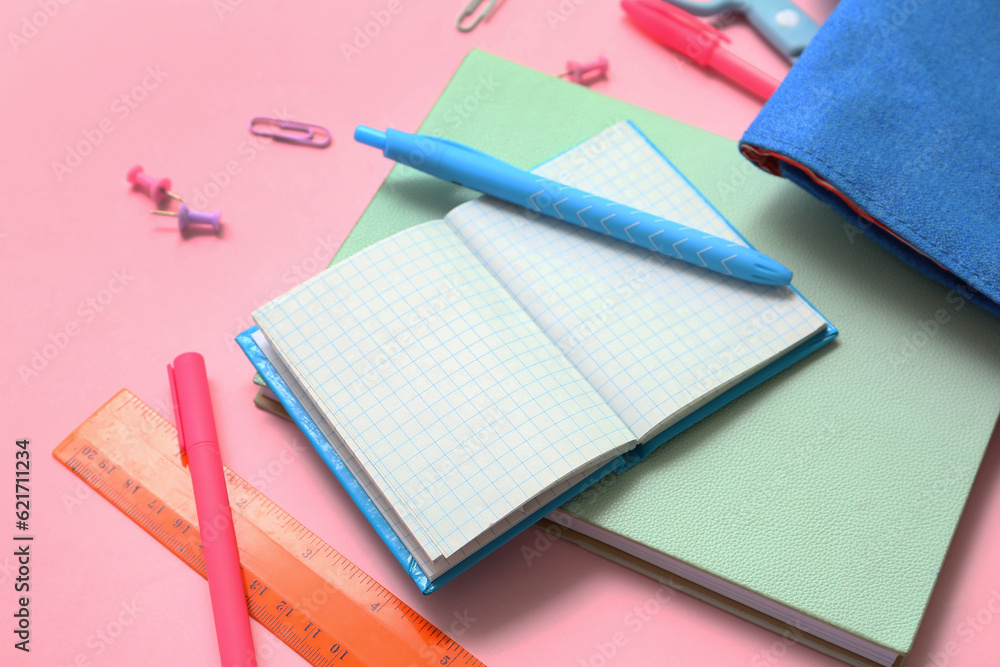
[249,117,331,149]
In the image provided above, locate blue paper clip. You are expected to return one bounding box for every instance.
[249,117,332,149]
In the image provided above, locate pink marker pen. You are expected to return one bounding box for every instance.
[168,352,257,667]
[622,0,780,100]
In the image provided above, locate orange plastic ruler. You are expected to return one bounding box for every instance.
[53,389,485,667]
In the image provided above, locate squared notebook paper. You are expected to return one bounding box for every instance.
[244,120,833,578]
[241,51,1000,667]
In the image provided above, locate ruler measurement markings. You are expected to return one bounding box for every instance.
[63,434,375,665]
[54,390,484,667]
[70,443,209,570]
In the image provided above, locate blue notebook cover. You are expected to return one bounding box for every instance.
[237,122,837,594]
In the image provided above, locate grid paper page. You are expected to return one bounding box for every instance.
[254,220,634,559]
[446,122,829,441]
[252,329,611,580]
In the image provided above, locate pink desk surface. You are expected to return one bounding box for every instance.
[4,1,1000,665]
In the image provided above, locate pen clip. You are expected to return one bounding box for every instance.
[167,362,187,456]
[433,135,498,160]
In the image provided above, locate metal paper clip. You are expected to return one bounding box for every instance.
[249,117,332,149]
[457,0,502,32]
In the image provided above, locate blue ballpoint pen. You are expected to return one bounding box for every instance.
[354,126,792,286]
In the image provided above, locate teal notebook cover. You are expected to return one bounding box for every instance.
[238,52,836,593]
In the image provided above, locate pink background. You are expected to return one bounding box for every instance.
[4,1,1000,665]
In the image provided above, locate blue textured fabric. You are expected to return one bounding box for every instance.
[740,0,1000,318]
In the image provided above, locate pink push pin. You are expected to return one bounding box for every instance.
[127,165,182,206]
[558,55,609,86]
[150,203,221,234]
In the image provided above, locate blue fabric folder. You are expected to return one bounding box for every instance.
[741,0,1000,318]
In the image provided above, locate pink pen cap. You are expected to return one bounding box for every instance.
[169,352,220,454]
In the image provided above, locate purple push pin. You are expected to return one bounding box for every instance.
[558,55,609,86]
[127,165,182,206]
[150,203,221,234]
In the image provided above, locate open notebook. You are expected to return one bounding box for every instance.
[242,122,834,590]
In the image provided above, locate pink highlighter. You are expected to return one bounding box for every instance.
[168,352,257,667]
[622,0,779,100]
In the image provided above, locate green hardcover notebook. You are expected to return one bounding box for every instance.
[253,50,1000,666]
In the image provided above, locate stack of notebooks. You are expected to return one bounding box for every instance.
[240,51,1000,667]
[245,119,833,578]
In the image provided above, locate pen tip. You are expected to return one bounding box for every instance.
[354,126,387,150]
[751,259,793,286]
